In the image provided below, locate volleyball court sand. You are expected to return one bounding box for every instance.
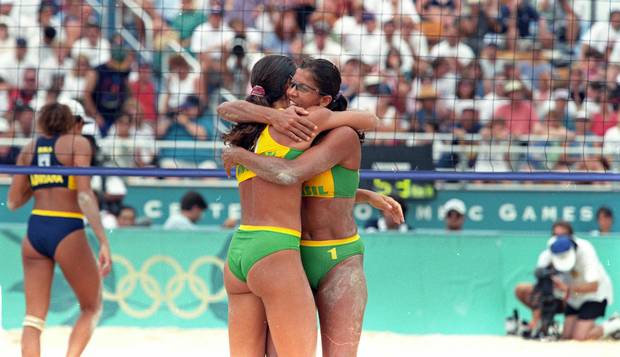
[1,328,618,356]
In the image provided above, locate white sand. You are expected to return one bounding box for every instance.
[1,328,618,357]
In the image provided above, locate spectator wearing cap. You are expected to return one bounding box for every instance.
[479,34,505,80]
[443,198,466,231]
[413,85,441,133]
[303,21,344,67]
[583,7,620,61]
[592,206,614,236]
[493,80,539,135]
[157,95,215,169]
[0,116,18,166]
[514,221,620,339]
[170,0,206,47]
[190,6,234,61]
[71,19,110,67]
[551,88,577,131]
[348,73,383,115]
[83,34,133,137]
[164,191,208,230]
[429,18,475,71]
[539,235,616,340]
[0,37,36,87]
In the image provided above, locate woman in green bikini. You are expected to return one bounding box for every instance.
[222,58,403,357]
[221,55,380,357]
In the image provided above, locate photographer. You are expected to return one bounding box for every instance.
[515,221,619,340]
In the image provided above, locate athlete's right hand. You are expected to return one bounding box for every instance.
[222,147,240,178]
[270,106,317,142]
[98,240,112,277]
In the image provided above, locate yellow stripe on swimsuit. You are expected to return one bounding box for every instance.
[238,224,302,238]
[300,233,360,247]
[236,126,304,184]
[31,209,85,219]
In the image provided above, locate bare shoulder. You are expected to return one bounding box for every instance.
[324,125,360,142]
[17,140,36,165]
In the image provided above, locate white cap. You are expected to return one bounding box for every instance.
[0,116,8,132]
[58,98,86,118]
[504,80,523,93]
[91,176,127,196]
[444,198,466,215]
[552,89,570,101]
[574,109,590,120]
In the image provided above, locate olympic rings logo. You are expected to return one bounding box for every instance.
[103,254,227,319]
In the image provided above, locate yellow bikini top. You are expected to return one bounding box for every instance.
[236,126,304,184]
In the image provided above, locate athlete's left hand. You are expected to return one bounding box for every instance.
[222,147,240,178]
[98,241,112,277]
[367,193,404,224]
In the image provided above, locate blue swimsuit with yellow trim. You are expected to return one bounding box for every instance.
[27,136,84,259]
[300,165,364,290]
[227,126,305,282]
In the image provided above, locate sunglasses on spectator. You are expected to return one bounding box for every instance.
[289,80,321,95]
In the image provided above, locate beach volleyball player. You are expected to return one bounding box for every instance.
[7,103,111,357]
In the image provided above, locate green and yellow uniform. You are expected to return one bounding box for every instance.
[228,127,304,282]
[300,165,364,290]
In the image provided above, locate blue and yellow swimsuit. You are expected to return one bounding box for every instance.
[227,127,305,282]
[27,136,84,259]
[300,165,364,290]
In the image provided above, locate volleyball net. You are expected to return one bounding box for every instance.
[0,1,620,183]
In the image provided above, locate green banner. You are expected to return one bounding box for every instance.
[1,228,618,334]
[1,184,618,232]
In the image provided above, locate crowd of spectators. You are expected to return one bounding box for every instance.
[2,0,620,181]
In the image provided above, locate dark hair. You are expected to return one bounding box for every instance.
[597,206,613,218]
[223,55,296,150]
[300,57,366,143]
[299,58,348,112]
[552,220,574,236]
[38,103,75,136]
[118,205,136,216]
[181,191,208,211]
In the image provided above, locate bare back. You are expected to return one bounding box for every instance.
[21,134,86,213]
[239,127,309,231]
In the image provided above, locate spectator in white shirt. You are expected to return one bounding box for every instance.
[365,0,421,25]
[585,7,620,60]
[430,18,475,70]
[0,37,36,87]
[163,191,208,230]
[303,21,345,67]
[190,6,234,60]
[71,20,110,67]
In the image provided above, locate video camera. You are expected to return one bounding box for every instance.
[530,266,562,339]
